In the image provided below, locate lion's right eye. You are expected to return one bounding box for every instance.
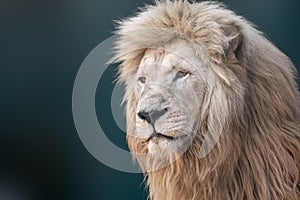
[175,70,190,79]
[138,77,146,84]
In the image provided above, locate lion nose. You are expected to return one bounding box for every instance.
[137,108,168,124]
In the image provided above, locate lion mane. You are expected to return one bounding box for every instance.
[112,1,300,200]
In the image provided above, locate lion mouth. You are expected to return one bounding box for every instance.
[147,132,176,141]
[155,132,176,140]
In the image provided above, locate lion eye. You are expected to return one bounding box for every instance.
[176,70,190,79]
[138,76,146,83]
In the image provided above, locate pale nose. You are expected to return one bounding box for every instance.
[137,108,168,124]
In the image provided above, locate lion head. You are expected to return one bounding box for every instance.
[112,1,300,200]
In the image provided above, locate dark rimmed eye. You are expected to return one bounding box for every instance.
[138,76,146,83]
[176,70,190,79]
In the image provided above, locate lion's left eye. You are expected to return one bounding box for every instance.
[176,70,190,79]
[138,76,146,84]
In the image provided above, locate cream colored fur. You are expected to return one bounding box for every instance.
[112,1,300,200]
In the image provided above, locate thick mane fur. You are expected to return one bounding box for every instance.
[113,1,300,200]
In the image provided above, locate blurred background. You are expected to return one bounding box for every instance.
[0,0,299,199]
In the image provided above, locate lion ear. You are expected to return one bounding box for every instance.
[223,25,242,63]
[211,26,242,86]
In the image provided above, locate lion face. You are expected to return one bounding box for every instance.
[129,39,206,157]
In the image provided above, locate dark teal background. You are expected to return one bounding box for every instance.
[0,0,299,199]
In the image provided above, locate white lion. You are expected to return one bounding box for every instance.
[112,1,300,200]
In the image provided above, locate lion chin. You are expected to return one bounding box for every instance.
[112,1,300,200]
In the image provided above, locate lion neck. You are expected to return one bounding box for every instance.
[144,133,235,200]
[144,119,300,200]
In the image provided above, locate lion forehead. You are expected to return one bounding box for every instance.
[137,40,202,78]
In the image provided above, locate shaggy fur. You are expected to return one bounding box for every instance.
[112,1,300,200]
